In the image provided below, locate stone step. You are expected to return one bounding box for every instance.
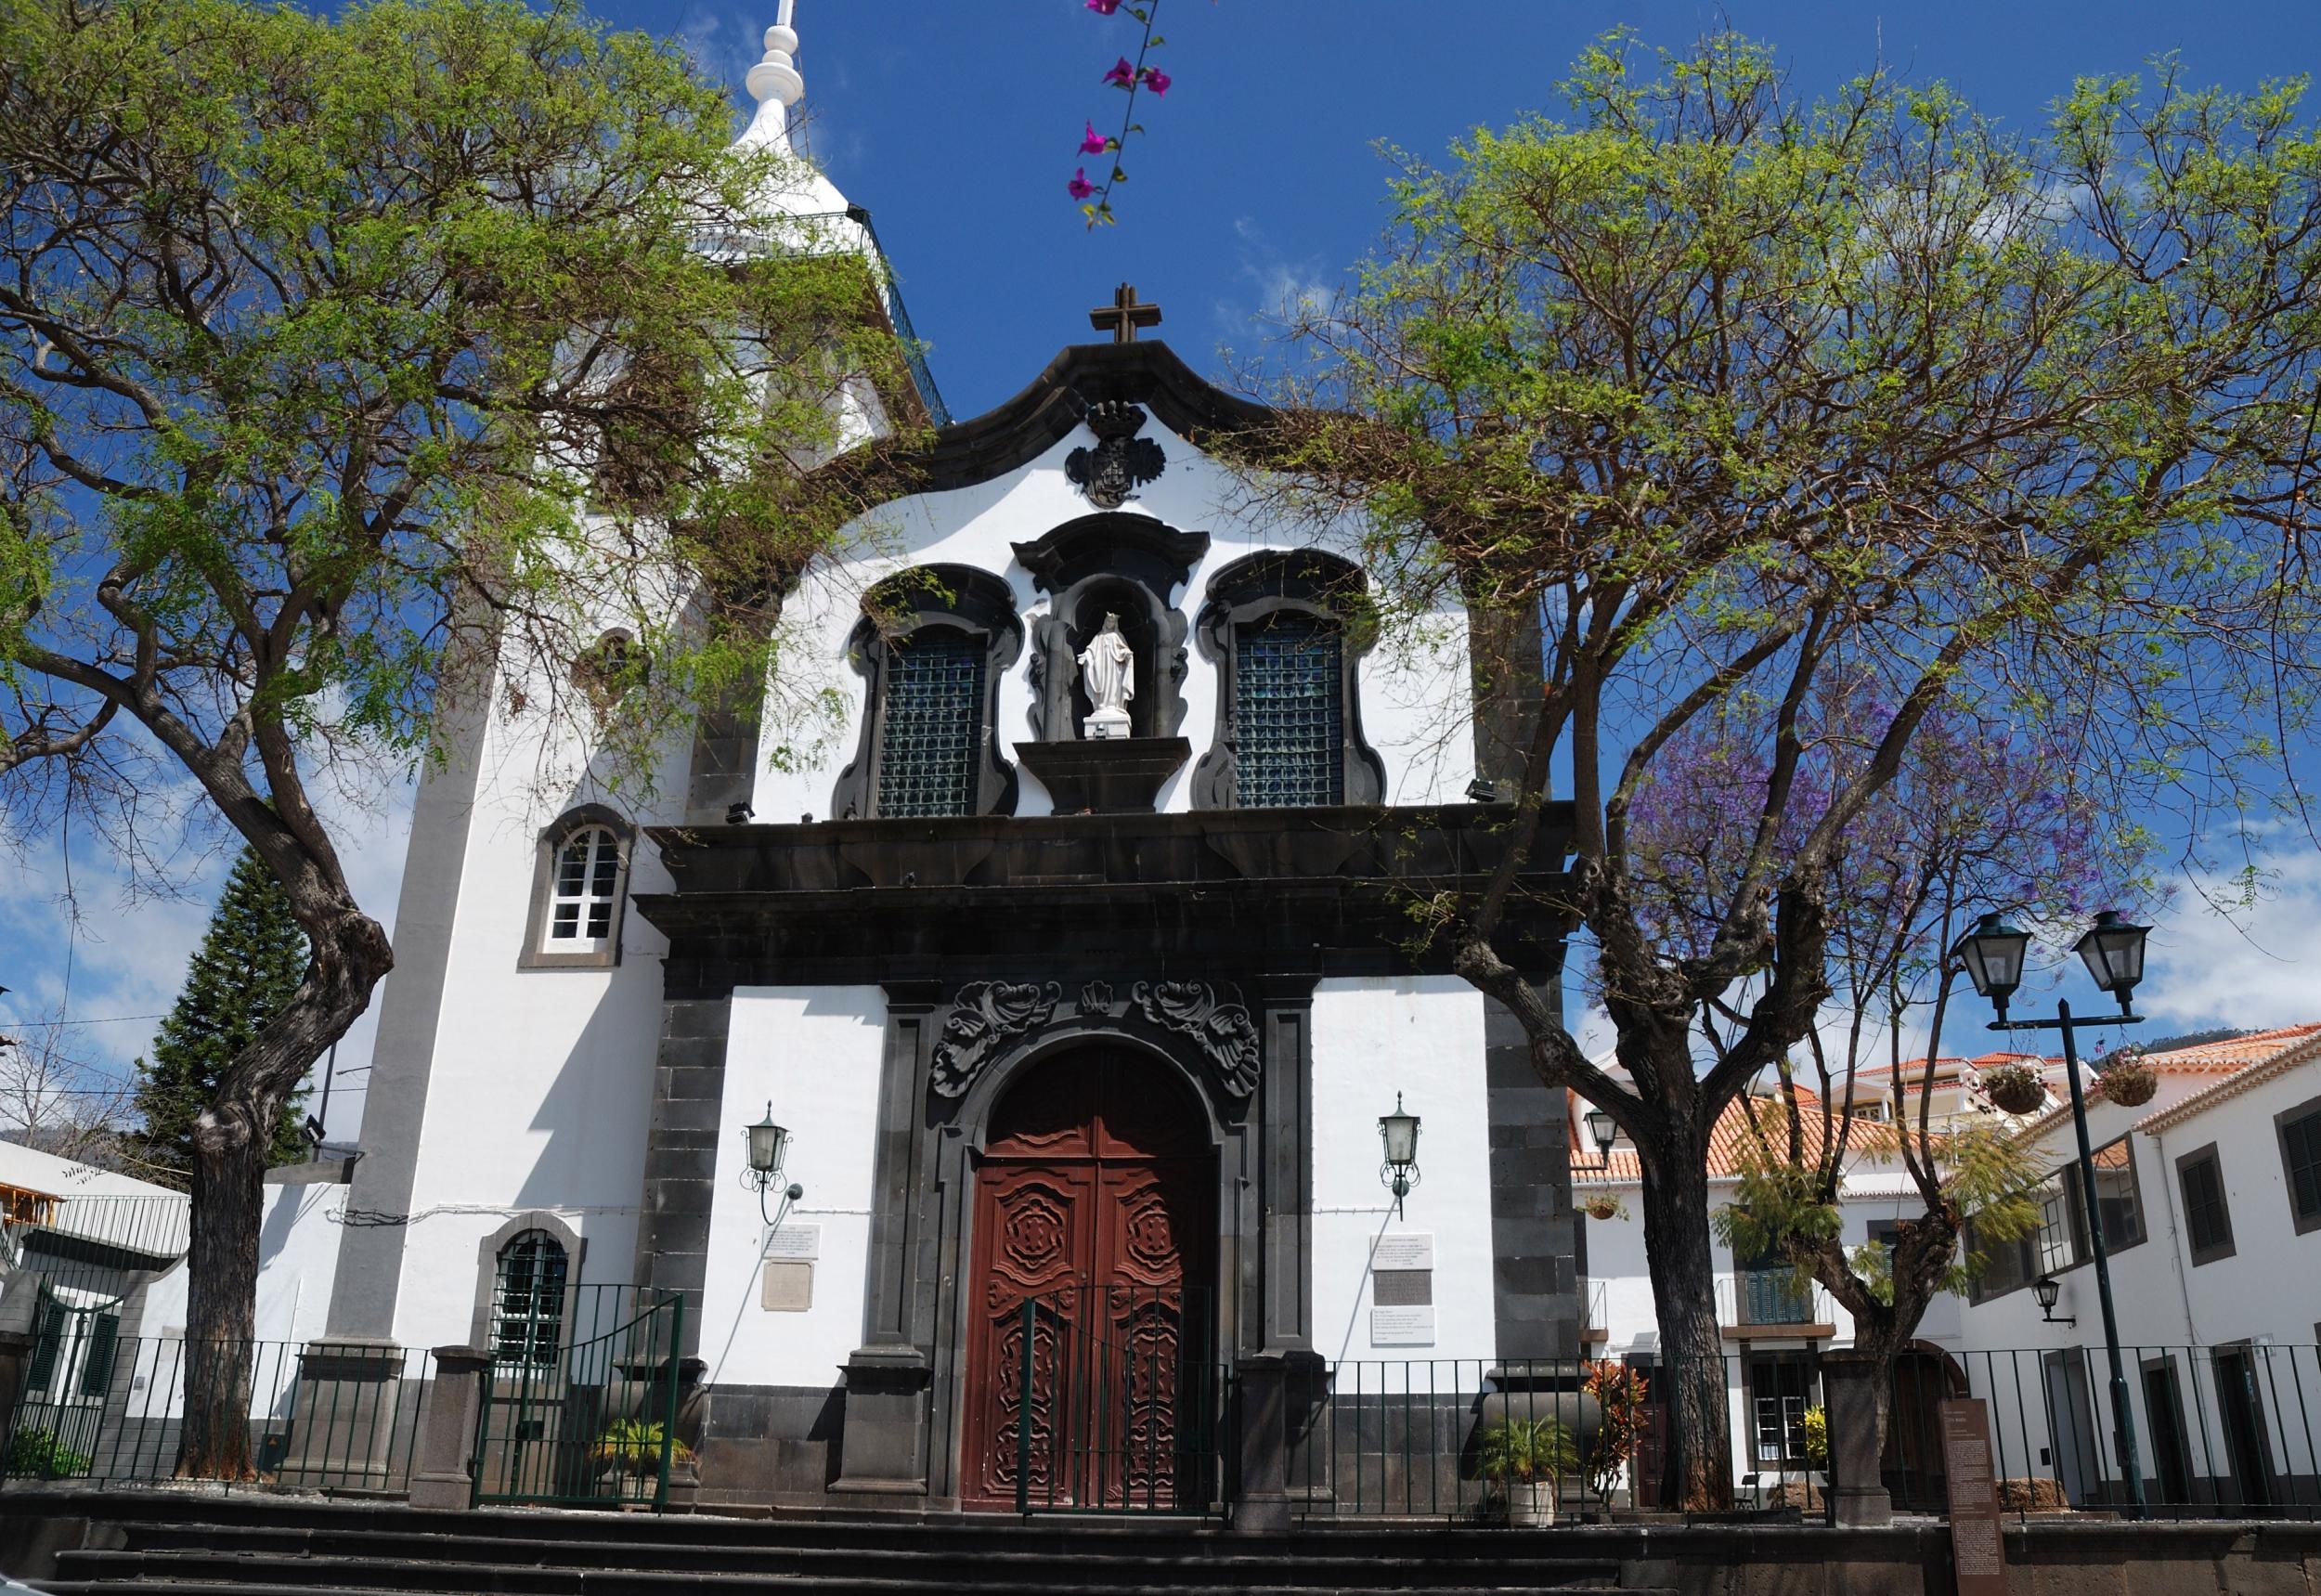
[42,1585,1662,1596]
[56,1547,1632,1595]
[107,1522,1627,1584]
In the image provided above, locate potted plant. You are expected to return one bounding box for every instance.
[2092,1046,2158,1108]
[1582,1360,1649,1513]
[1476,1416,1577,1526]
[589,1418,694,1484]
[1582,1193,1627,1222]
[1979,1063,2048,1115]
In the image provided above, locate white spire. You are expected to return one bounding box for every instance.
[738,0,804,152]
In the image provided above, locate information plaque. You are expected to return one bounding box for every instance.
[1938,1397,2009,1596]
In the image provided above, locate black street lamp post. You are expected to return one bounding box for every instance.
[1952,910,2150,1519]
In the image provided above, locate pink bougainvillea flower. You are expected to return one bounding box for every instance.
[1140,67,1171,97]
[1079,121,1109,154]
[1068,168,1098,201]
[1103,57,1135,88]
[1084,0,1122,11]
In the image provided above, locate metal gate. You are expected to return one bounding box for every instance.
[1012,1285,1227,1514]
[471,1285,684,1509]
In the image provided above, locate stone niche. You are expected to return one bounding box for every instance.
[1011,513,1207,812]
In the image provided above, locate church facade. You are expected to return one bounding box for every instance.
[313,16,1582,1512]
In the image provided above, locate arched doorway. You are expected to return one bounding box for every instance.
[959,1048,1216,1511]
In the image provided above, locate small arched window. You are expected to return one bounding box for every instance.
[549,826,620,944]
[490,1229,569,1368]
[520,806,633,970]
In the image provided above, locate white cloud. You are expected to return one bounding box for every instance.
[2134,842,2321,1034]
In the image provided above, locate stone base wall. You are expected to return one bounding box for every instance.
[692,1382,846,1508]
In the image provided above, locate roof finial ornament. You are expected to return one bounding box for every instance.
[738,1,804,150]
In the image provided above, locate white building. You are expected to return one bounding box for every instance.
[1575,1025,2321,1511]
[211,11,1588,1513]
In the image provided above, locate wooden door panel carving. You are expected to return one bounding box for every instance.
[962,1050,1213,1510]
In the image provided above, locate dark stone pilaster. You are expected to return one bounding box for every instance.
[1255,984,1316,1355]
[834,983,937,1499]
[631,993,733,1355]
[1485,990,1582,1360]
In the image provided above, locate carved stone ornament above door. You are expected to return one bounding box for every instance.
[927,977,1263,1105]
[1065,401,1165,509]
[930,981,1061,1097]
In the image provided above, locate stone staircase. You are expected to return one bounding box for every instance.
[6,1493,1668,1595]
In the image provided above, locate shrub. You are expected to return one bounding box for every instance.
[6,1427,93,1479]
[587,1418,694,1475]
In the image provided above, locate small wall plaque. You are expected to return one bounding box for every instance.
[1372,1268,1433,1307]
[762,1224,821,1262]
[761,1260,813,1312]
[1370,1305,1435,1345]
[1370,1233,1434,1272]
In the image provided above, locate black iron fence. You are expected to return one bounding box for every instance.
[1279,1344,2321,1523]
[1012,1285,1230,1515]
[2,1328,433,1492]
[470,1284,685,1511]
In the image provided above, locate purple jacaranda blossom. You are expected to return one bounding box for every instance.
[1085,0,1122,11]
[1080,122,1110,155]
[1068,169,1097,201]
[1141,67,1171,97]
[1103,57,1136,88]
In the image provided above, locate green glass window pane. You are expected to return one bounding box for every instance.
[876,633,985,818]
[1234,613,1342,808]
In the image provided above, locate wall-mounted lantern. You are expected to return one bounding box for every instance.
[1584,1108,1617,1167]
[742,1100,805,1228]
[2032,1275,2076,1327]
[1379,1094,1421,1217]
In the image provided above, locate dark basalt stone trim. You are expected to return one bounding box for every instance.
[895,341,1275,496]
[831,564,1023,823]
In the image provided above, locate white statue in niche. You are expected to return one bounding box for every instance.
[1077,613,1135,740]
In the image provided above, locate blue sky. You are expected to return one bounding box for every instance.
[6,1,2321,1140]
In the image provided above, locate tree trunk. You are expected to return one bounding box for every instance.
[1638,1136,1734,1512]
[180,1121,268,1479]
[175,907,392,1479]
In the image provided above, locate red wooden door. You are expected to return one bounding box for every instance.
[961,1052,1212,1510]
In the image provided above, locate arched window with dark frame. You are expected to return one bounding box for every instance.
[1192,550,1383,810]
[490,1229,569,1369]
[875,628,988,817]
[834,564,1023,821]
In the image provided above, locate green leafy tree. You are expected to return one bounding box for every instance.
[133,850,314,1185]
[1253,32,2321,1507]
[0,0,921,1476]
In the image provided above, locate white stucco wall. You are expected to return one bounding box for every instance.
[752,423,1476,824]
[699,985,886,1392]
[379,688,692,1351]
[1310,976,1494,1364]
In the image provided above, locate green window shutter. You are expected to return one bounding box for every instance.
[76,1312,120,1398]
[25,1300,65,1393]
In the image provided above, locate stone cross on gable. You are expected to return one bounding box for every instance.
[1090,283,1162,344]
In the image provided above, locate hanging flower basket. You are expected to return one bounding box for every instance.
[1981,1064,2047,1115]
[1583,1194,1626,1222]
[2094,1058,2159,1108]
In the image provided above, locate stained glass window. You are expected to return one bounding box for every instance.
[547,826,620,945]
[1234,613,1343,807]
[492,1230,569,1368]
[876,632,985,817]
